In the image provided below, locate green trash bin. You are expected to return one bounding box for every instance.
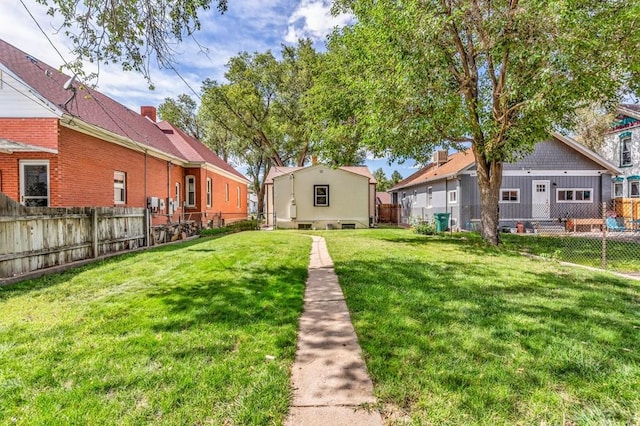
[434,213,451,232]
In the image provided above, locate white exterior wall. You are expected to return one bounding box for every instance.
[272,165,371,229]
[0,65,60,118]
[602,123,640,196]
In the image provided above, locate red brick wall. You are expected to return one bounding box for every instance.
[0,119,246,225]
[0,118,59,150]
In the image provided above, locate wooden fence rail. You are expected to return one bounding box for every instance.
[0,193,150,279]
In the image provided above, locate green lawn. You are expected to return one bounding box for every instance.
[319,229,640,425]
[0,232,311,425]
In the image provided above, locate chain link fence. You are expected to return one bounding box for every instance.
[392,199,640,275]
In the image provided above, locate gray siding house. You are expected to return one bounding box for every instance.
[389,133,621,231]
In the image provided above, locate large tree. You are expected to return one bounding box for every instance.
[198,41,323,214]
[158,94,203,140]
[331,0,639,244]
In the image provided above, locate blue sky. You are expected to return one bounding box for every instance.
[0,0,419,179]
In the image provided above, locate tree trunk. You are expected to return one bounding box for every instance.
[473,145,503,245]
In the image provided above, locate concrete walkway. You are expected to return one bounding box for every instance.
[285,236,382,426]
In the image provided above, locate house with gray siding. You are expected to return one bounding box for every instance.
[389,133,621,231]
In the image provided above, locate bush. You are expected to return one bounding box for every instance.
[413,220,436,235]
[199,219,258,237]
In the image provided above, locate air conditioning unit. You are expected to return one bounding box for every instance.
[433,150,448,166]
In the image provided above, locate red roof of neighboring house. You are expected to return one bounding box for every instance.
[266,165,376,184]
[376,192,392,204]
[0,38,182,159]
[156,121,248,182]
[390,150,475,191]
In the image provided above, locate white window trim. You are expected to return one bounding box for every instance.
[314,185,329,207]
[499,188,520,203]
[427,187,433,209]
[613,182,623,198]
[448,189,458,204]
[20,160,50,207]
[630,180,640,198]
[114,170,126,205]
[206,177,212,207]
[186,175,196,207]
[175,182,180,207]
[556,188,593,203]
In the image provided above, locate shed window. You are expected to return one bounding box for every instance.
[500,189,520,203]
[427,187,433,208]
[448,190,458,204]
[620,134,632,167]
[186,175,196,207]
[557,188,592,203]
[314,185,329,206]
[114,171,126,205]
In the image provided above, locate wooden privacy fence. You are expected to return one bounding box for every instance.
[0,193,149,279]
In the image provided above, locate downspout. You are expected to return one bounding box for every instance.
[167,161,171,224]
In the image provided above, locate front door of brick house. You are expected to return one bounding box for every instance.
[19,160,49,207]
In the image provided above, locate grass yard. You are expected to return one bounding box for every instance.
[319,229,640,425]
[500,233,640,274]
[0,232,311,425]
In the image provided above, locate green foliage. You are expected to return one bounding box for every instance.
[199,219,258,237]
[158,94,203,139]
[372,168,390,191]
[40,0,228,85]
[390,170,403,187]
[412,220,436,235]
[327,0,640,244]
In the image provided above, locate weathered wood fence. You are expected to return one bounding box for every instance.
[0,193,149,279]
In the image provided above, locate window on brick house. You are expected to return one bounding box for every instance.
[206,178,212,207]
[175,182,180,207]
[225,183,229,202]
[237,186,241,209]
[186,175,196,207]
[114,171,126,205]
[20,160,49,207]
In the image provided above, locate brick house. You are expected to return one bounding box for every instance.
[0,39,248,226]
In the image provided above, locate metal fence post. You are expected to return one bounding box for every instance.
[601,201,607,270]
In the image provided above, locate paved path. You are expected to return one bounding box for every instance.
[285,236,382,426]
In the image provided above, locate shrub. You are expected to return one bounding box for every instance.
[199,219,258,237]
[413,220,436,235]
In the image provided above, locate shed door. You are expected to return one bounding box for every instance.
[531,180,550,219]
[20,160,50,207]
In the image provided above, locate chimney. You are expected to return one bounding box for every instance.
[140,106,157,122]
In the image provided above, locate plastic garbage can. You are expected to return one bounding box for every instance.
[434,213,451,232]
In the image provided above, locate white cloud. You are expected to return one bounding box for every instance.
[285,0,353,44]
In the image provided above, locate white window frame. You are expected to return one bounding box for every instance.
[620,134,632,167]
[175,182,180,207]
[20,160,50,207]
[613,182,624,198]
[427,187,433,208]
[236,186,241,209]
[630,180,639,198]
[448,189,458,204]
[314,185,329,207]
[206,177,212,207]
[186,175,196,207]
[114,170,126,205]
[500,188,520,203]
[556,188,593,203]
